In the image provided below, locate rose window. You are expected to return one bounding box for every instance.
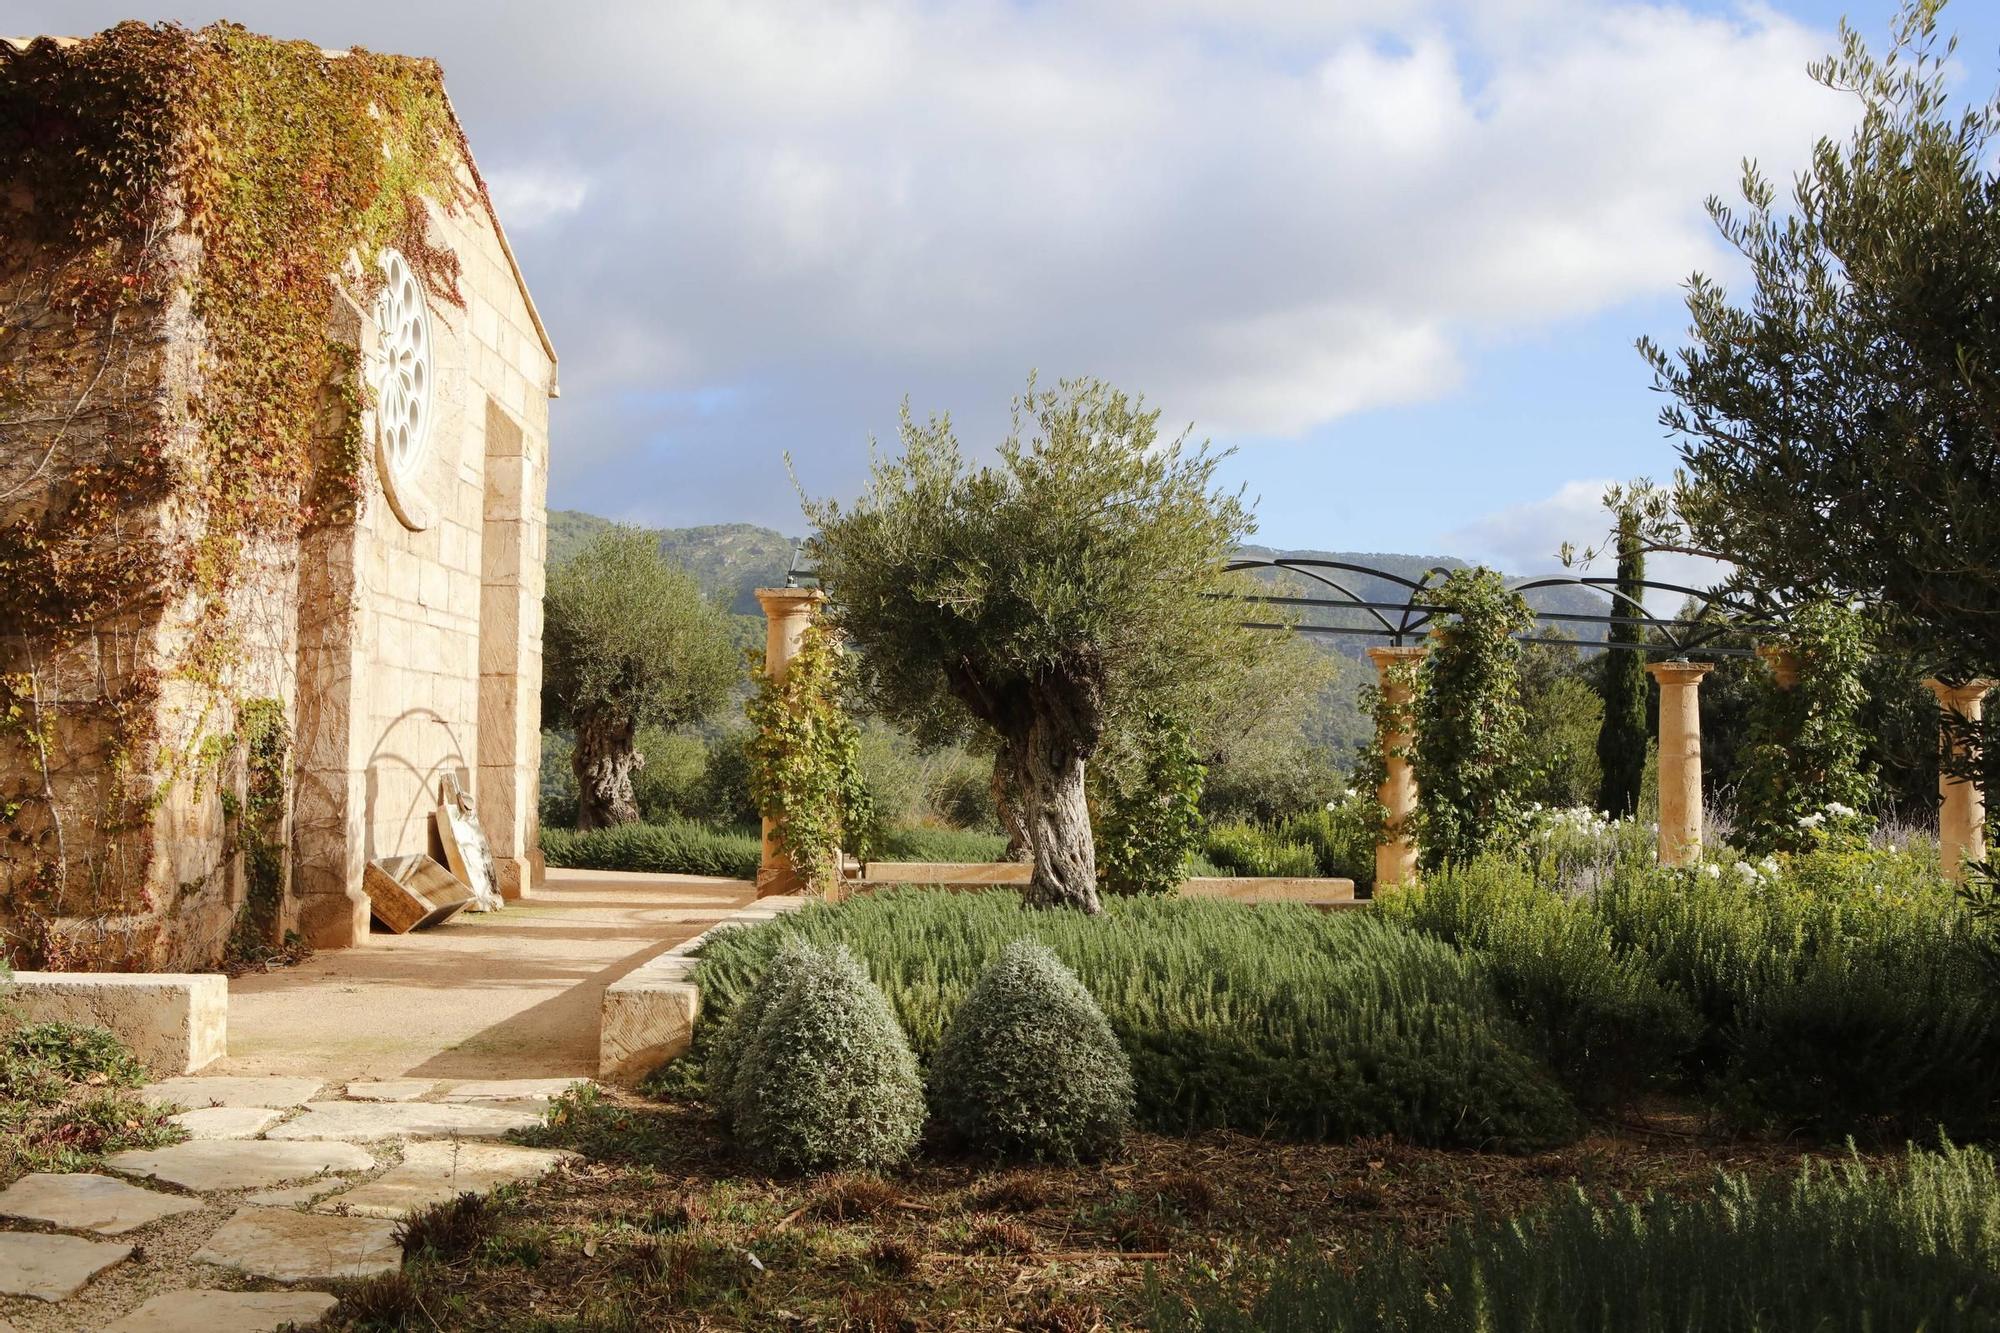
[370,248,433,481]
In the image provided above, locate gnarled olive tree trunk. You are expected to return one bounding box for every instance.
[955,667,1103,912]
[991,742,1032,863]
[571,713,641,830]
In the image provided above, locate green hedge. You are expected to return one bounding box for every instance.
[1380,859,1700,1105]
[693,890,1576,1150]
[1151,1143,2000,1332]
[869,825,1012,864]
[1392,847,2000,1138]
[539,819,762,880]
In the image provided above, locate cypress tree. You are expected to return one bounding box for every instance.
[1596,511,1649,817]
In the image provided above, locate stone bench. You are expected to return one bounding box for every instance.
[598,895,808,1085]
[4,972,226,1074]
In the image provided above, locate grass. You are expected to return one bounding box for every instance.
[0,1020,184,1184]
[1150,1141,2000,1332]
[692,889,1578,1149]
[322,1084,1875,1331]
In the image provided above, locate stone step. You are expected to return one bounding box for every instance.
[0,1173,202,1236]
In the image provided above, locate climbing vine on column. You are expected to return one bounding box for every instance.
[1414,568,1535,871]
[745,622,873,892]
[1736,599,1878,854]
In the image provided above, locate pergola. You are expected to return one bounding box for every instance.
[752,555,1992,888]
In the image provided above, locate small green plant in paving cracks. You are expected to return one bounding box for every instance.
[0,1020,183,1183]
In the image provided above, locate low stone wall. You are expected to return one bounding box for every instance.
[5,972,227,1074]
[598,895,808,1085]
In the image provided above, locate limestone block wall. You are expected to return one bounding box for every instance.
[289,181,552,947]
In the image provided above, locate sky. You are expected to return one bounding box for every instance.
[12,0,2000,580]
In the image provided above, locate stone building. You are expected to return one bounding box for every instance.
[0,26,554,968]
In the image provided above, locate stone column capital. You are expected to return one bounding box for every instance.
[1924,677,1996,711]
[1365,643,1428,672]
[754,586,824,620]
[1755,644,1800,690]
[1646,660,1715,687]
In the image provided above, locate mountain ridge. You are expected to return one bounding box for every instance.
[547,509,1615,642]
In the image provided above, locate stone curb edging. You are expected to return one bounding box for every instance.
[4,972,226,1075]
[598,894,810,1085]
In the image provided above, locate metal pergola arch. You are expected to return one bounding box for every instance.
[1219,556,1789,657]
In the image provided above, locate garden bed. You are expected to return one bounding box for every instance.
[321,1084,1875,1331]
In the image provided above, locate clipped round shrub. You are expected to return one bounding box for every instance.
[729,942,926,1174]
[704,937,815,1130]
[930,939,1135,1162]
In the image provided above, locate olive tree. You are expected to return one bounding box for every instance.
[804,377,1260,912]
[541,528,739,829]
[1643,1,2000,793]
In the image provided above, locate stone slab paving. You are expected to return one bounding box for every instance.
[0,1232,132,1301]
[105,1139,375,1192]
[264,1100,539,1143]
[103,1289,341,1333]
[440,1077,588,1103]
[169,1106,284,1141]
[343,1078,436,1102]
[0,1173,203,1236]
[320,1140,575,1219]
[192,1206,400,1284]
[240,1182,340,1209]
[138,1076,323,1109]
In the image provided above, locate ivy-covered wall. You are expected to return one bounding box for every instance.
[0,24,555,969]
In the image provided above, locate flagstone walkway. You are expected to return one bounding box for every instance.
[0,1074,579,1331]
[0,868,757,1331]
[223,868,753,1082]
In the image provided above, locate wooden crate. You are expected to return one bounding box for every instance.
[364,854,474,934]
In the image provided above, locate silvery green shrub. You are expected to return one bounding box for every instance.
[725,941,925,1174]
[705,937,814,1130]
[930,939,1134,1162]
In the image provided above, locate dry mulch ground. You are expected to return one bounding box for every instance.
[323,1088,1879,1332]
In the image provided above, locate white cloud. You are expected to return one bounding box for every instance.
[438,0,1853,429]
[13,0,1870,525]
[1448,478,1734,616]
[483,165,587,231]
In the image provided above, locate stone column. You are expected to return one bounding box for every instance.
[1646,661,1714,866]
[1366,645,1427,892]
[1924,677,1994,882]
[754,587,825,896]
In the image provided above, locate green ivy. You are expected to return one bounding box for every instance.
[1093,710,1205,896]
[1353,654,1416,860]
[744,622,873,892]
[1736,600,1879,855]
[1415,569,1535,871]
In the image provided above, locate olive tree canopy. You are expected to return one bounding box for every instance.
[542,527,739,829]
[1644,1,2000,788]
[804,377,1261,911]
